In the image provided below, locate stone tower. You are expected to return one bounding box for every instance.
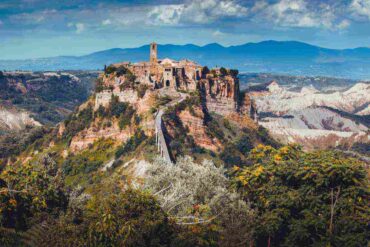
[150,42,158,64]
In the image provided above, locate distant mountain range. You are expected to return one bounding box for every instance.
[1,41,370,79]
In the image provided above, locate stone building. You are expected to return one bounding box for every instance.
[113,42,203,91]
[95,42,255,119]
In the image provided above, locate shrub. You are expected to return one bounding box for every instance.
[20,187,176,246]
[256,126,280,148]
[233,145,369,247]
[105,65,116,74]
[0,156,67,230]
[126,71,136,84]
[206,119,224,140]
[63,104,93,138]
[136,84,148,98]
[94,78,104,93]
[220,143,243,168]
[115,130,147,158]
[145,156,255,246]
[220,67,227,76]
[202,66,210,76]
[236,135,254,155]
[95,105,106,118]
[116,66,128,77]
[87,188,176,246]
[229,69,239,77]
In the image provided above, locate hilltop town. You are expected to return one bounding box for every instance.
[1,43,368,247]
[78,42,257,161]
[95,42,255,116]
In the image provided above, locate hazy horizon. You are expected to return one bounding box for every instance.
[1,40,370,61]
[1,0,370,60]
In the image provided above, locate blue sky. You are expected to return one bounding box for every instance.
[0,0,369,59]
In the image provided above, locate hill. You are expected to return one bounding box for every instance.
[248,81,369,150]
[0,55,368,247]
[0,71,98,159]
[1,41,370,79]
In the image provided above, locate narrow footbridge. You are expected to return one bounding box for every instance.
[154,92,186,163]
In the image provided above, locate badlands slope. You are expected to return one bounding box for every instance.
[0,107,41,133]
[254,81,369,115]
[250,82,369,150]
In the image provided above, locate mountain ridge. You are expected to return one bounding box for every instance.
[1,40,370,79]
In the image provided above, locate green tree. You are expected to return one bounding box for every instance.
[105,65,117,74]
[219,67,227,76]
[229,69,239,77]
[86,187,175,246]
[116,65,128,77]
[0,155,66,230]
[233,145,369,247]
[202,66,210,76]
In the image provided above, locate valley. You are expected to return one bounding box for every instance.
[1,0,369,245]
[0,43,370,246]
[0,44,368,247]
[0,71,97,130]
[247,81,369,151]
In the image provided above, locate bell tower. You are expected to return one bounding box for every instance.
[150,42,158,64]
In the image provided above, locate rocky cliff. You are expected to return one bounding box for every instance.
[250,81,370,150]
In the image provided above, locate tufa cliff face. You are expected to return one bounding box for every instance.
[54,49,258,162]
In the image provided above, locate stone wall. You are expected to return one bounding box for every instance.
[95,89,138,110]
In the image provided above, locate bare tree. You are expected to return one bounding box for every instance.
[145,156,255,246]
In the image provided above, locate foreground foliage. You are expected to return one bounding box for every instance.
[233,145,369,247]
[145,156,255,246]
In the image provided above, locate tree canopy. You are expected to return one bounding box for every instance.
[233,145,369,247]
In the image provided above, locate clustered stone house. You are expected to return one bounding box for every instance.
[95,42,255,118]
[111,42,203,90]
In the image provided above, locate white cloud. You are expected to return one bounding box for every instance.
[149,5,183,25]
[102,19,112,26]
[251,0,351,30]
[10,9,57,24]
[212,30,225,36]
[350,0,370,19]
[75,23,85,33]
[68,22,85,34]
[148,0,248,26]
[337,19,351,29]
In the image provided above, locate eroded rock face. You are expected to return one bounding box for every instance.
[178,108,221,152]
[0,107,41,132]
[68,91,158,153]
[198,76,257,120]
[250,81,370,150]
[69,118,130,152]
[72,53,257,157]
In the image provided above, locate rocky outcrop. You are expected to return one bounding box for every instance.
[69,118,131,152]
[251,82,370,150]
[0,107,41,132]
[179,108,221,152]
[252,82,370,115]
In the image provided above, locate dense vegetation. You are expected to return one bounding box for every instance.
[0,69,368,246]
[0,126,50,160]
[0,72,95,125]
[1,143,368,246]
[163,93,203,159]
[233,145,369,247]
